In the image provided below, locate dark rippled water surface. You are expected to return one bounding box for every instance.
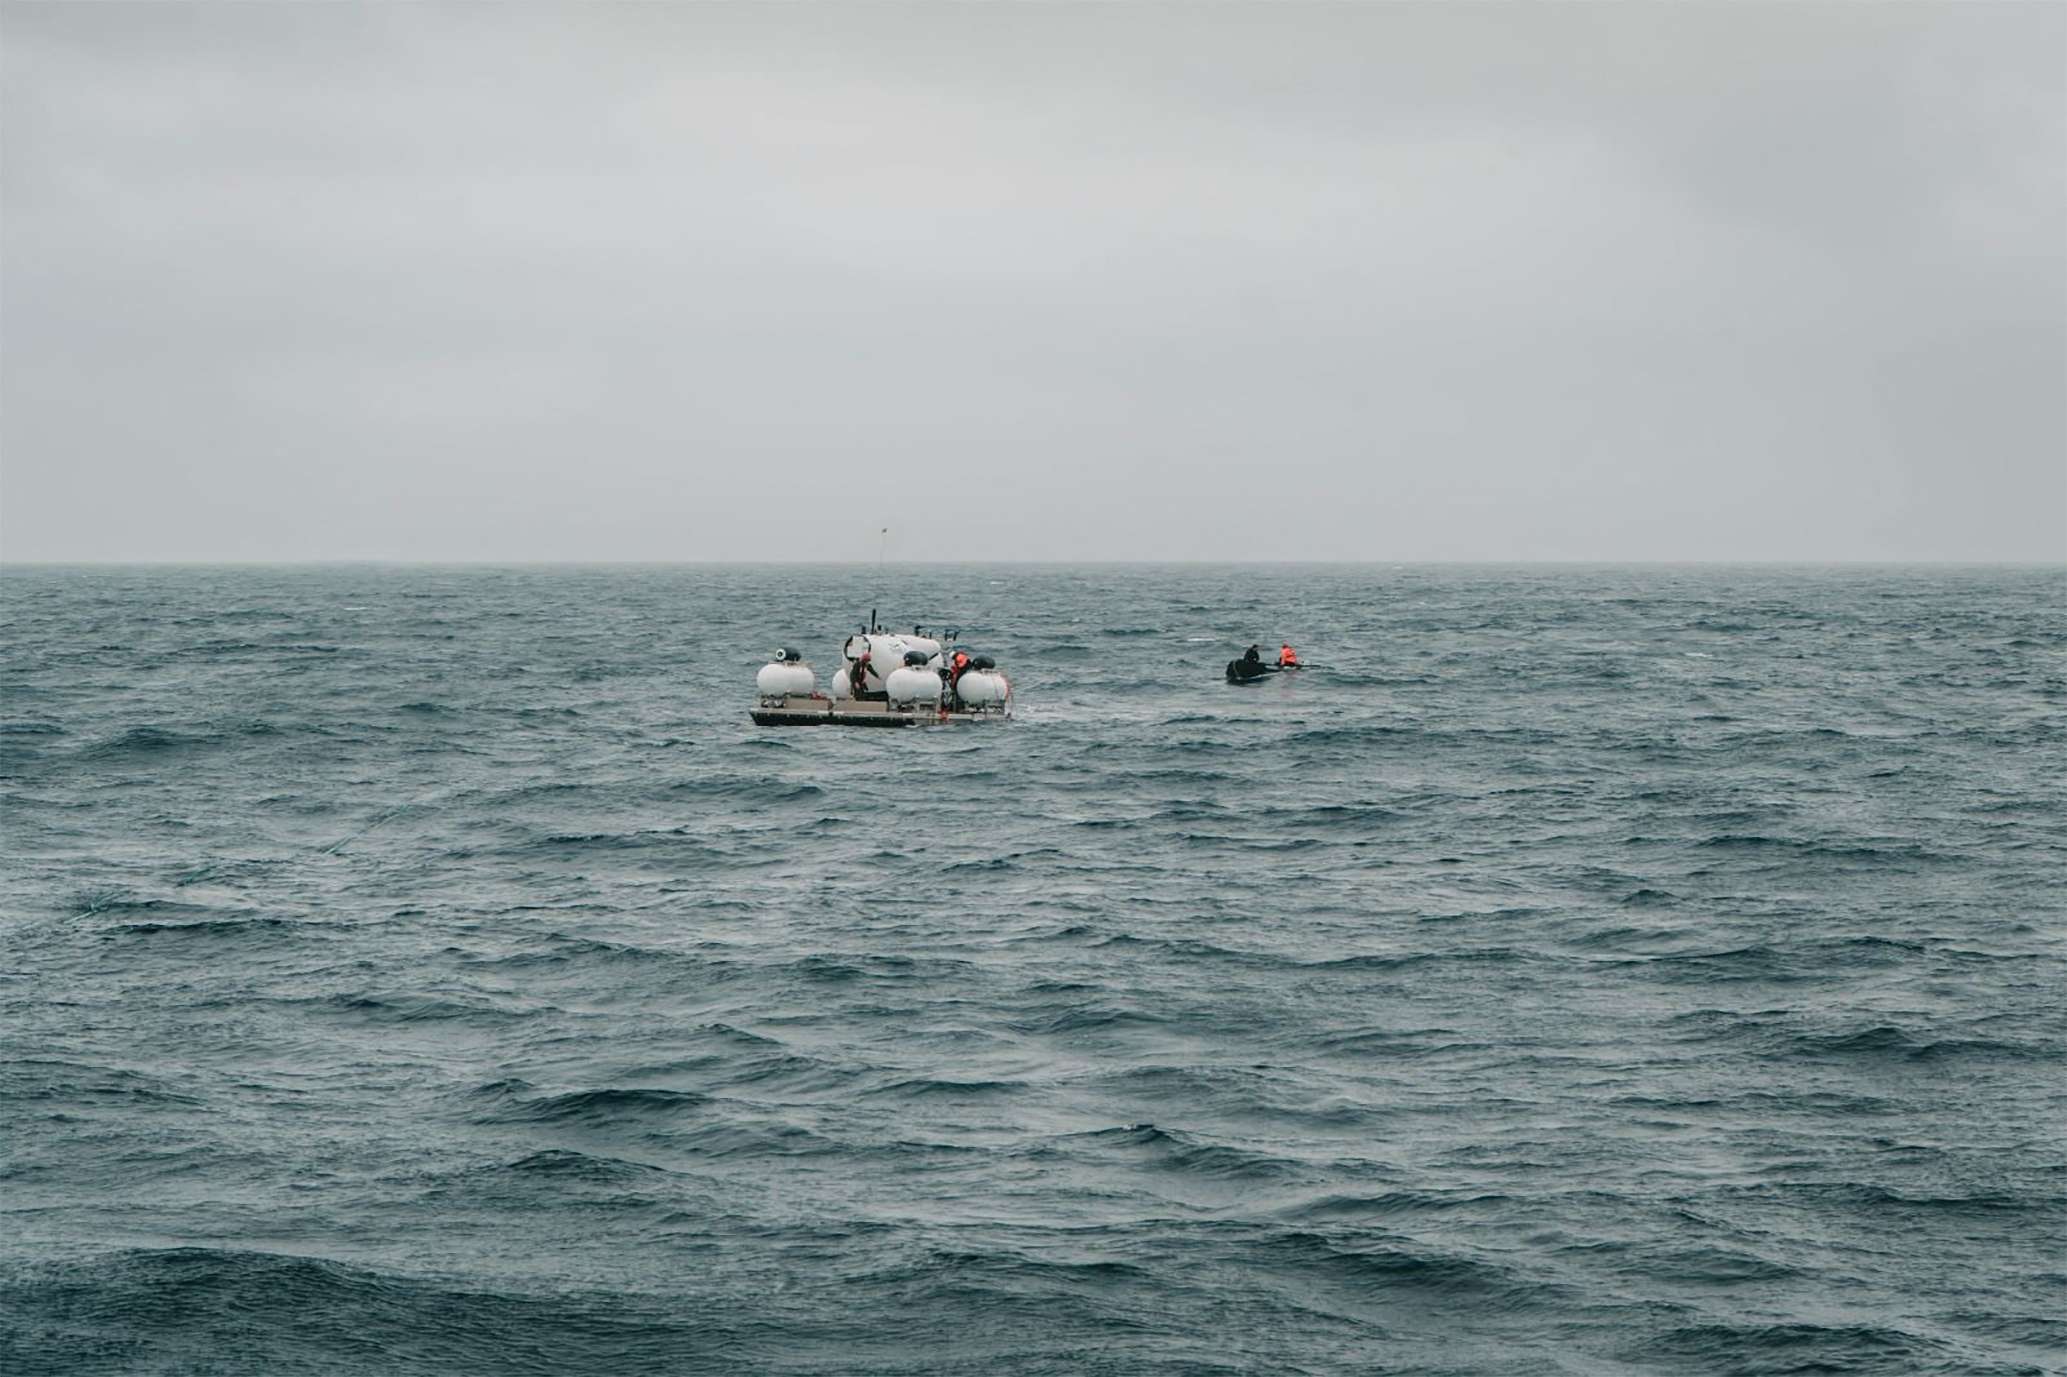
[3,564,2064,1375]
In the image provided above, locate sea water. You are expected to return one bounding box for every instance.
[2,564,2062,1374]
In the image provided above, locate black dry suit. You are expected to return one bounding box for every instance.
[1227,647,1269,682]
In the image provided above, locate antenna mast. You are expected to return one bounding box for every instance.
[874,526,888,628]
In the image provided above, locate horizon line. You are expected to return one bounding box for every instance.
[4,558,2063,570]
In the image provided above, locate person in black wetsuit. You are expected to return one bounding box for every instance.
[849,652,872,697]
[1229,645,1270,682]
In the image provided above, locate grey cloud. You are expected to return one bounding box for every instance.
[2,2,2061,561]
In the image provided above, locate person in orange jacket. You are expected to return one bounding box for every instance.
[1278,643,1300,667]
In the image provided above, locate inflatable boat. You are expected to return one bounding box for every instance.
[1226,657,1303,683]
[750,620,1012,727]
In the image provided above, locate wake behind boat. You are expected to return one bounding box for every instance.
[751,617,1012,727]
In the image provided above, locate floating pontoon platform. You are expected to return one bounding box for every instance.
[749,695,1008,728]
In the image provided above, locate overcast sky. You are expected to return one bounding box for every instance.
[2,2,2061,562]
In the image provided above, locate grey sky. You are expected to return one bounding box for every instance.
[2,2,2061,562]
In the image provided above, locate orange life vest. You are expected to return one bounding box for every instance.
[1279,645,1299,666]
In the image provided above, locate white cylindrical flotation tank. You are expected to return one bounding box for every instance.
[954,670,1010,707]
[755,661,815,698]
[884,665,943,706]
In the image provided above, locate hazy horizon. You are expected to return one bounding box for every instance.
[6,557,2063,570]
[4,2,2062,563]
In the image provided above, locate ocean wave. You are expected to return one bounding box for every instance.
[474,1085,714,1126]
[1790,1024,2055,1064]
[1305,1027,1473,1060]
[1086,933,1254,961]
[1635,1319,1948,1370]
[863,1075,1030,1099]
[1029,1124,1309,1181]
[1252,1229,1540,1306]
[492,1149,677,1182]
[0,1248,725,1375]
[1007,1003,1174,1036]
[80,725,196,758]
[1277,1190,1517,1221]
[0,719,68,737]
[1693,833,1957,865]
[1301,947,1529,973]
[0,1060,201,1108]
[464,932,675,969]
